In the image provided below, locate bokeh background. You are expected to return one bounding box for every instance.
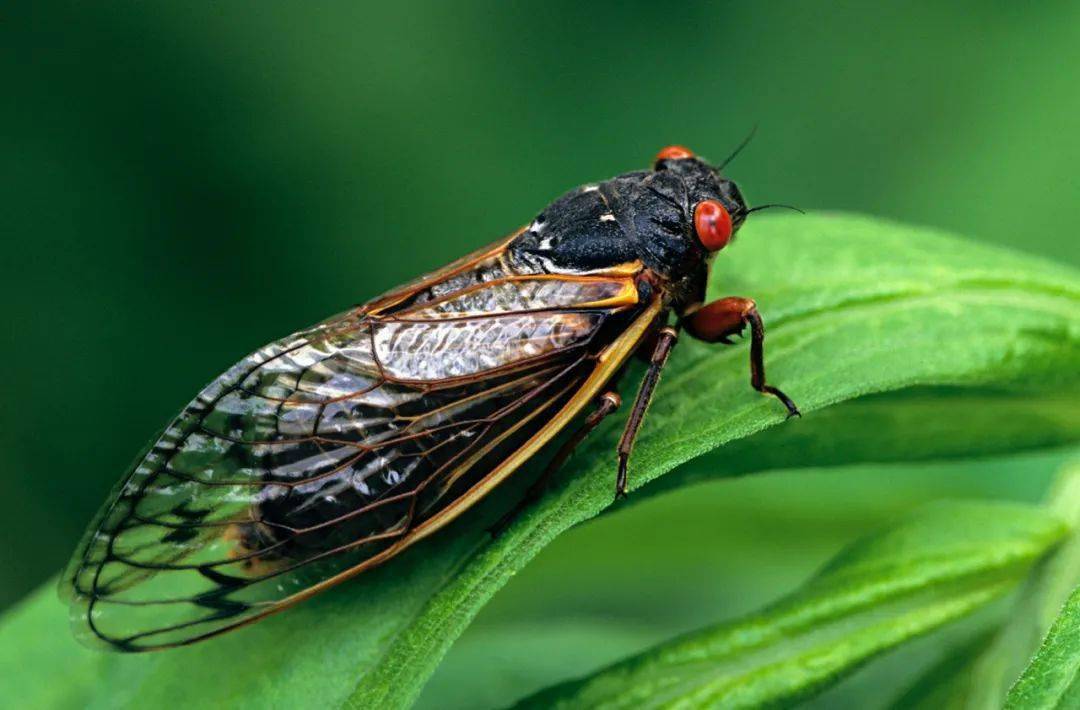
[2,2,1078,706]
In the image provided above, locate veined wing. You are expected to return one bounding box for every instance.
[63,260,651,651]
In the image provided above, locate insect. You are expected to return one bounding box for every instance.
[62,144,798,651]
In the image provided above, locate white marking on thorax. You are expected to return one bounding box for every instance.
[599,213,616,222]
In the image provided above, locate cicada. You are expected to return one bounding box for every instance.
[62,144,798,651]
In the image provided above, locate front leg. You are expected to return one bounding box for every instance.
[684,297,800,418]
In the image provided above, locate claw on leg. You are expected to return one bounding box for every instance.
[615,453,629,499]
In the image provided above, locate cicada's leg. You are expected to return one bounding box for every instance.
[615,325,680,499]
[489,391,622,537]
[684,296,800,418]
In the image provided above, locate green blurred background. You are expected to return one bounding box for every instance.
[2,2,1078,704]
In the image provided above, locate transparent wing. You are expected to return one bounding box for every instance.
[63,270,642,651]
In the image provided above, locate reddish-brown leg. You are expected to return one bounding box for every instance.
[615,325,680,500]
[684,297,800,418]
[489,391,622,537]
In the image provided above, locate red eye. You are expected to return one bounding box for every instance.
[654,145,695,164]
[694,200,733,252]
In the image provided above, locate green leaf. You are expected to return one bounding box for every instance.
[1,213,1078,709]
[1006,586,1080,709]
[511,501,1068,709]
[891,461,1080,709]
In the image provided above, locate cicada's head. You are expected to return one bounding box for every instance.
[511,143,782,307]
[642,145,750,273]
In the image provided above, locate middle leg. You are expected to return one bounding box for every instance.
[615,325,680,500]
